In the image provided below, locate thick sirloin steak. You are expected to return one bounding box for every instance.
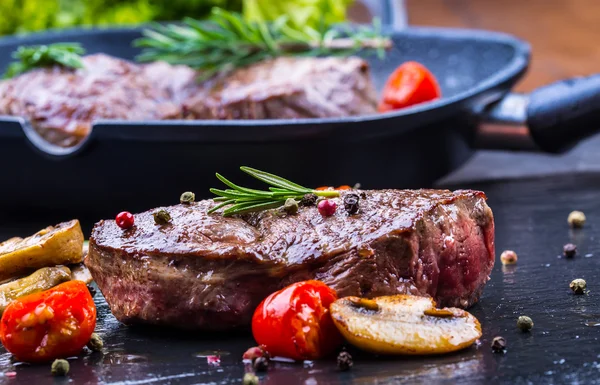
[86,189,495,330]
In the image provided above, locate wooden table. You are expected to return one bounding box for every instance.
[407,0,600,92]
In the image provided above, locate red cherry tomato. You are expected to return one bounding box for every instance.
[115,211,134,229]
[379,61,441,112]
[0,280,97,363]
[315,186,352,191]
[252,281,342,361]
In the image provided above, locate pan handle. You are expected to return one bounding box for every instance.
[475,74,600,153]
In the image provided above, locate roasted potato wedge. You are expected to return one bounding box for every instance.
[330,295,482,355]
[0,220,84,282]
[0,266,71,314]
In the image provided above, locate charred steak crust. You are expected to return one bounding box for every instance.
[86,189,495,330]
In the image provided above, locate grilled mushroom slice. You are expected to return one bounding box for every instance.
[330,295,482,355]
[0,220,84,282]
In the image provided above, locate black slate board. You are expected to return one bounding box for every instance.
[2,172,600,385]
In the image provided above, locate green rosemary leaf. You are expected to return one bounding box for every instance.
[222,200,283,216]
[240,166,312,193]
[209,188,256,199]
[207,198,236,214]
[3,42,85,79]
[215,173,273,197]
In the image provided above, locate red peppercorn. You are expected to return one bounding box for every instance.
[115,211,134,229]
[317,199,337,217]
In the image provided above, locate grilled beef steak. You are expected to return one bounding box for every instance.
[0,55,377,147]
[182,57,378,119]
[0,54,196,147]
[86,189,495,331]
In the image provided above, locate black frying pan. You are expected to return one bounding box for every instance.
[0,23,598,220]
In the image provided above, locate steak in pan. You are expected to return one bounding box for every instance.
[182,56,378,119]
[0,54,377,147]
[0,54,196,147]
[86,189,495,331]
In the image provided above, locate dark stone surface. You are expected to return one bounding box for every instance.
[3,172,600,384]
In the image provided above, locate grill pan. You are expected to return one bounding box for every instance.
[1,23,599,220]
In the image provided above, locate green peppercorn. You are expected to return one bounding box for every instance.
[51,359,70,376]
[243,373,259,385]
[568,211,586,228]
[283,198,299,215]
[153,209,171,225]
[570,278,587,294]
[180,191,196,204]
[87,333,104,352]
[517,316,533,332]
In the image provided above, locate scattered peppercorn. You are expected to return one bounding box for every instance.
[87,284,97,298]
[115,211,134,229]
[243,346,268,361]
[253,356,269,372]
[300,193,318,207]
[500,250,518,265]
[563,243,577,258]
[317,199,337,217]
[283,198,299,215]
[180,191,196,204]
[337,351,353,371]
[568,210,586,228]
[51,359,70,376]
[344,193,360,215]
[570,278,587,294]
[87,333,104,352]
[491,336,506,353]
[153,209,172,225]
[243,373,259,385]
[517,316,534,332]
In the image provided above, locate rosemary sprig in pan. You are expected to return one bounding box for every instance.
[3,43,85,79]
[134,8,391,80]
[208,166,340,217]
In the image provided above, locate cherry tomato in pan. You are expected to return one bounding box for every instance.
[0,280,96,363]
[252,280,342,361]
[378,61,441,112]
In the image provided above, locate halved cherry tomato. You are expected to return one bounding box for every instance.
[378,61,441,112]
[252,281,342,361]
[0,280,96,363]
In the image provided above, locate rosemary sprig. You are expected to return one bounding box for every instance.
[208,166,340,216]
[3,43,86,79]
[134,8,391,80]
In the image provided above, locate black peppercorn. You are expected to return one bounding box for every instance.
[87,284,97,298]
[491,336,506,353]
[344,193,360,215]
[337,351,353,371]
[300,193,318,207]
[253,356,269,372]
[563,243,577,258]
[153,209,172,225]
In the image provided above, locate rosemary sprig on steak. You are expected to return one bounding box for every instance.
[3,43,85,79]
[208,166,340,216]
[134,8,391,80]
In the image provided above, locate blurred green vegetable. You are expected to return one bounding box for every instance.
[243,0,354,39]
[0,0,242,36]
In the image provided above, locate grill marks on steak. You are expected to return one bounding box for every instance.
[86,189,495,330]
[182,57,378,119]
[0,55,378,147]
